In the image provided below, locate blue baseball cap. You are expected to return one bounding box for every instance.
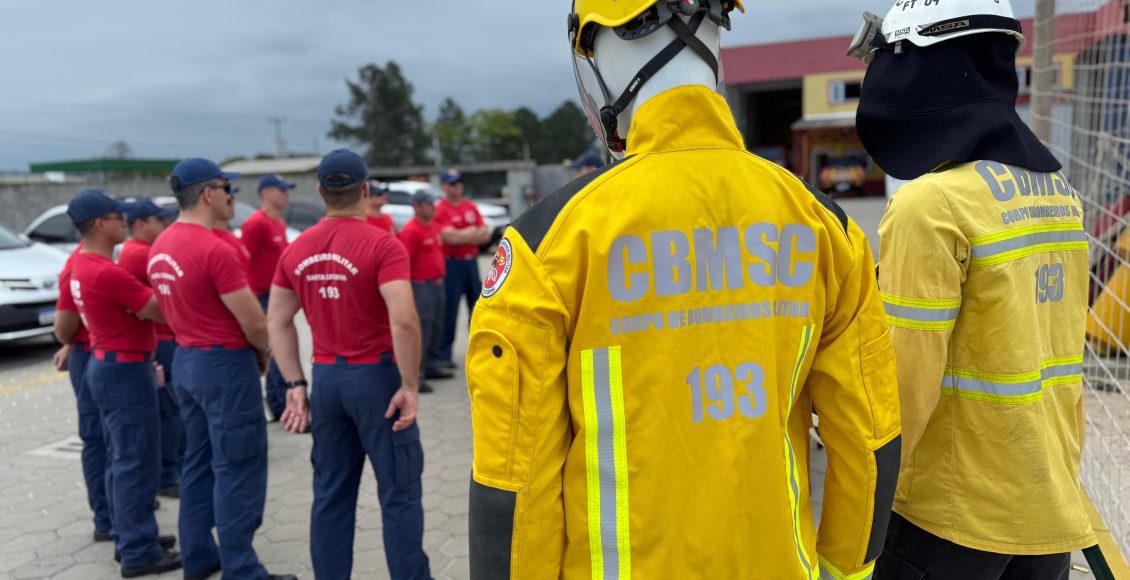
[411,190,437,205]
[572,151,605,170]
[67,189,127,225]
[369,180,389,195]
[258,174,296,192]
[439,168,463,185]
[317,149,368,189]
[170,158,239,193]
[123,198,178,224]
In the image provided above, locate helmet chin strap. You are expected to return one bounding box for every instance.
[597,9,716,152]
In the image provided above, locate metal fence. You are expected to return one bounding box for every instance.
[1032,0,1130,561]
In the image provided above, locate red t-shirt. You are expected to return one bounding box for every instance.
[214,229,251,273]
[56,244,90,344]
[367,213,397,236]
[149,222,252,349]
[398,218,446,281]
[240,209,288,295]
[72,253,156,352]
[434,199,485,258]
[273,218,410,360]
[118,238,174,340]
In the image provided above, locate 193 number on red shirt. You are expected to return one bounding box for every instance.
[319,286,341,300]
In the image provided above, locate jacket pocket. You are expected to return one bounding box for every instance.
[218,407,266,464]
[392,422,424,486]
[467,329,521,482]
[861,328,899,436]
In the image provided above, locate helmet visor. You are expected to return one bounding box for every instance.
[572,50,623,158]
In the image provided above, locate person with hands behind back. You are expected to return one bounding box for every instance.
[268,149,431,580]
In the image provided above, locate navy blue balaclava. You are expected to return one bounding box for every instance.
[857,33,1062,180]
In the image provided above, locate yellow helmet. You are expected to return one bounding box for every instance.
[569,0,743,57]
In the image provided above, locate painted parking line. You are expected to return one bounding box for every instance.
[0,371,66,395]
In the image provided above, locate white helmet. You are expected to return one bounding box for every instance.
[848,0,1024,63]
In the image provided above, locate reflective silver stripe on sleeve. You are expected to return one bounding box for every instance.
[882,302,960,322]
[592,348,620,580]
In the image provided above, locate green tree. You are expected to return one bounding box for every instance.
[469,109,524,162]
[512,107,552,163]
[329,61,430,167]
[104,140,133,160]
[542,101,596,162]
[433,98,472,165]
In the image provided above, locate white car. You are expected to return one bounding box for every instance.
[0,223,68,343]
[382,181,510,251]
[23,196,300,252]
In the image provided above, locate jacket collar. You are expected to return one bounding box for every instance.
[625,85,746,156]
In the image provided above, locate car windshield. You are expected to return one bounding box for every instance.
[0,224,28,250]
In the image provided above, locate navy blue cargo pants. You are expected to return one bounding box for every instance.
[86,352,164,567]
[257,292,287,419]
[412,280,445,383]
[68,341,111,534]
[439,257,480,363]
[309,355,431,580]
[155,338,183,489]
[174,346,269,580]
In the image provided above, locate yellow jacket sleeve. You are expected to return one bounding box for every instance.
[807,218,902,579]
[466,230,573,580]
[877,182,967,464]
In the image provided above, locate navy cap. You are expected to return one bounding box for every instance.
[369,180,389,195]
[170,158,239,193]
[67,189,126,225]
[439,168,463,185]
[411,190,437,205]
[317,149,368,189]
[258,174,296,192]
[123,198,178,223]
[572,151,605,170]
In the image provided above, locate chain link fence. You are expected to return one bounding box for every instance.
[1032,0,1130,562]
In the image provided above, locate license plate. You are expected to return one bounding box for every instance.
[38,308,55,326]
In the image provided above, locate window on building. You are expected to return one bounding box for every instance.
[828,80,863,104]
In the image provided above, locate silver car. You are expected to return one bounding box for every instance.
[0,223,68,343]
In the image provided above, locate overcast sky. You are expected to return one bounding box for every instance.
[0,0,1036,172]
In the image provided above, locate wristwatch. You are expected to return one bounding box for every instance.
[285,379,308,389]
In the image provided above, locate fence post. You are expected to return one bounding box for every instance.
[1031,0,1056,142]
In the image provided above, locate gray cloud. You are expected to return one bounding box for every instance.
[0,0,1035,170]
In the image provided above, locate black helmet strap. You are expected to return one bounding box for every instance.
[598,9,714,152]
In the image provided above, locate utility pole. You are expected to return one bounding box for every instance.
[1031,0,1055,142]
[267,117,288,158]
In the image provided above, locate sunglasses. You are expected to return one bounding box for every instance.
[206,182,232,194]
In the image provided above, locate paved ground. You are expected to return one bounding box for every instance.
[0,198,1099,578]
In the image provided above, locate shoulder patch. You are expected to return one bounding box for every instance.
[512,156,630,254]
[803,181,849,234]
[481,238,513,299]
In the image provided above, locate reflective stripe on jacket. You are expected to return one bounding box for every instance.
[466,85,901,579]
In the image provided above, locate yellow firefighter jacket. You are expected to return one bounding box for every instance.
[878,161,1096,555]
[466,85,901,579]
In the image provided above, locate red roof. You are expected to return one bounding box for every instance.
[721,6,1120,86]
